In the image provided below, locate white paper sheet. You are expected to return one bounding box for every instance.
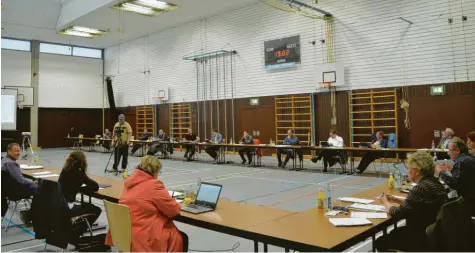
[325,210,340,216]
[329,218,372,227]
[20,164,44,170]
[349,203,386,212]
[338,197,374,204]
[351,212,388,219]
[33,174,59,178]
[32,171,53,175]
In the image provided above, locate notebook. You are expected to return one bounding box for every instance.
[351,212,388,219]
[338,197,374,204]
[329,218,372,227]
[348,203,386,212]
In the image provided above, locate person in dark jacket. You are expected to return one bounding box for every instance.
[130,129,152,155]
[238,131,254,164]
[436,137,475,203]
[352,131,388,174]
[377,151,447,252]
[58,150,102,239]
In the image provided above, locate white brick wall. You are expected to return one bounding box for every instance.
[39,53,104,108]
[104,0,475,106]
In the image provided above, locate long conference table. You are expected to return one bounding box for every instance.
[22,166,407,252]
[66,136,449,172]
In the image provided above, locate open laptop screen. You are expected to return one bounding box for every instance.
[195,182,222,208]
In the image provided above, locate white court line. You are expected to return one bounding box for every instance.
[236,176,315,185]
[161,167,218,177]
[331,185,370,190]
[8,244,45,252]
[345,220,406,252]
[168,170,273,188]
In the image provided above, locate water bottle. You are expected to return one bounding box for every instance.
[433,151,438,161]
[229,138,233,145]
[326,183,333,210]
[270,138,274,145]
[394,169,401,191]
[388,173,394,189]
[317,188,325,209]
[431,140,435,150]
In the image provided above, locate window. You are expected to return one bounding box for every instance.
[72,47,102,59]
[1,38,31,51]
[40,43,72,55]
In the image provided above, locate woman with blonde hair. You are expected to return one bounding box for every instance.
[105,156,185,252]
[376,151,446,252]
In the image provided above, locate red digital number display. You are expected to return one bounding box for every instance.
[275,49,290,58]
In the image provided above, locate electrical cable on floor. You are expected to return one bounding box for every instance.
[189,242,240,252]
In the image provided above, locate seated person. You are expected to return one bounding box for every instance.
[1,143,37,225]
[439,127,455,149]
[183,129,198,162]
[352,131,387,174]
[1,143,37,194]
[276,129,300,168]
[467,131,475,156]
[377,151,446,252]
[58,151,102,241]
[238,131,254,165]
[147,129,171,157]
[102,129,112,150]
[205,129,224,162]
[311,129,344,172]
[436,137,475,203]
[105,156,184,252]
[130,129,153,155]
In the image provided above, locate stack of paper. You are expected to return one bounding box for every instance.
[351,212,388,219]
[20,164,44,170]
[348,203,386,212]
[329,218,372,227]
[32,171,58,178]
[338,197,374,204]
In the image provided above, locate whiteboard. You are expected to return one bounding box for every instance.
[1,89,18,130]
[5,86,34,106]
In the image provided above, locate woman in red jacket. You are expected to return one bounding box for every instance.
[106,156,184,252]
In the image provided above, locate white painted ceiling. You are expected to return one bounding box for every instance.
[1,0,259,48]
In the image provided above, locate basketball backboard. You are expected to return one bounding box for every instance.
[316,62,345,87]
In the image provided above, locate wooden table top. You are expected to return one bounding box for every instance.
[22,166,295,233]
[247,184,407,251]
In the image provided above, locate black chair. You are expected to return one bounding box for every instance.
[1,170,32,232]
[426,197,475,252]
[31,179,94,251]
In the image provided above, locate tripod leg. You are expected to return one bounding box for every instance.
[104,147,116,174]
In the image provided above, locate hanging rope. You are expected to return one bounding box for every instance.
[400,87,410,129]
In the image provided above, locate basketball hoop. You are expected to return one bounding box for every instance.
[318,82,332,93]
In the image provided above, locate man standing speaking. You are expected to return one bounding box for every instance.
[110,114,133,173]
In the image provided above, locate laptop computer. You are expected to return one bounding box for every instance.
[181,182,223,214]
[319,141,330,147]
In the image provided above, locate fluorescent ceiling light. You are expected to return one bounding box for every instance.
[61,30,94,38]
[122,2,156,15]
[58,26,107,38]
[134,0,169,9]
[71,26,104,35]
[112,0,177,17]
